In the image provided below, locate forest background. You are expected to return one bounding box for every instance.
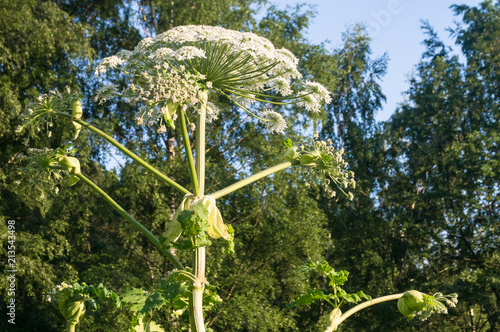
[0,0,499,331]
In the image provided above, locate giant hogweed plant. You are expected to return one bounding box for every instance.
[17,25,455,331]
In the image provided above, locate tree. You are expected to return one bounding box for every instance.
[380,2,500,329]
[1,1,341,331]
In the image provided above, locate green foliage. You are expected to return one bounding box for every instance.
[288,261,371,311]
[48,281,120,329]
[122,272,190,331]
[174,205,212,249]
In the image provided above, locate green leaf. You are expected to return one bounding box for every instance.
[288,289,334,309]
[123,272,190,318]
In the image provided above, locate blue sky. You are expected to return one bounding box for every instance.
[265,0,483,121]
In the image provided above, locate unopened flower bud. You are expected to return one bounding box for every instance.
[398,290,425,318]
[163,102,178,129]
[299,150,321,165]
[284,147,300,164]
[72,99,83,120]
[72,122,82,140]
[199,196,230,240]
[58,156,81,186]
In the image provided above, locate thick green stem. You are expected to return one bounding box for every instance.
[179,108,199,196]
[76,173,184,271]
[191,247,206,332]
[195,91,208,195]
[336,293,403,327]
[66,323,76,332]
[53,111,191,195]
[190,90,208,332]
[210,162,292,199]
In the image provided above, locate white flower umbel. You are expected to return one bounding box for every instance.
[94,84,118,104]
[261,110,287,134]
[206,102,220,123]
[17,88,80,139]
[284,137,355,200]
[93,25,332,132]
[297,81,333,113]
[16,145,80,201]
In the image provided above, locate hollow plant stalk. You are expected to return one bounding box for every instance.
[336,293,403,327]
[189,89,209,332]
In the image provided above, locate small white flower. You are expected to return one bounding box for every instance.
[171,46,206,61]
[157,125,167,134]
[206,102,220,123]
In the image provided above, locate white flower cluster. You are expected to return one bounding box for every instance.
[47,282,73,303]
[206,102,220,123]
[284,137,355,200]
[18,87,79,139]
[298,81,333,113]
[94,84,118,104]
[418,292,459,321]
[16,145,79,199]
[93,25,332,133]
[261,110,287,134]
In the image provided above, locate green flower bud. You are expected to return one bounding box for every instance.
[72,99,83,120]
[58,156,81,186]
[299,150,321,165]
[163,102,179,129]
[284,147,300,164]
[325,308,342,332]
[57,288,86,325]
[63,298,86,325]
[398,290,425,318]
[72,121,82,140]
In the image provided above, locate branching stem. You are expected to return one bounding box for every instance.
[210,162,292,199]
[52,111,191,195]
[76,173,184,270]
[336,293,403,326]
[179,107,199,196]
